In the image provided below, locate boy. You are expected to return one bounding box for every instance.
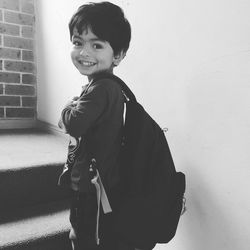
[58,2,134,250]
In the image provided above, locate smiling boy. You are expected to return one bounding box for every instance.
[58,2,132,250]
[71,28,125,80]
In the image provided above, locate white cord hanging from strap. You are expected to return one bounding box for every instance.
[91,165,112,245]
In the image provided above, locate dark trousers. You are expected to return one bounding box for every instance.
[69,190,135,250]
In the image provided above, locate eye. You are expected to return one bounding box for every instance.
[92,43,103,49]
[72,40,82,47]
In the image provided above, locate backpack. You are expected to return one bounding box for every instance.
[93,73,186,249]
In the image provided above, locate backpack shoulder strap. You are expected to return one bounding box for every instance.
[92,72,136,102]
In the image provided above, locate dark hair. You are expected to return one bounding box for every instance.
[69,1,131,55]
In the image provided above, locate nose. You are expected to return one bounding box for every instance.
[80,45,89,57]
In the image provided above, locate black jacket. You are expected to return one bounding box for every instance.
[58,75,124,192]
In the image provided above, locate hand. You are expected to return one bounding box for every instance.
[72,96,79,101]
[65,96,79,108]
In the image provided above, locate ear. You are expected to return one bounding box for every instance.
[113,50,126,67]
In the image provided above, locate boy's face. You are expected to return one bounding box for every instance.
[71,27,124,80]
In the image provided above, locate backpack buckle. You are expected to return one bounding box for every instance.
[162,127,168,133]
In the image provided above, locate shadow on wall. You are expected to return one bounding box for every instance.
[185,167,241,250]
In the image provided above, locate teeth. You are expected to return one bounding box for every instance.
[79,61,95,66]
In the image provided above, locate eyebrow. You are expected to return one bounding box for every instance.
[72,34,106,43]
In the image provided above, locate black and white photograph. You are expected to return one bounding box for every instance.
[0,0,249,250]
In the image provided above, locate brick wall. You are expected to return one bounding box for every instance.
[0,0,36,122]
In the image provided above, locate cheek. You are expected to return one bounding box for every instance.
[71,48,78,58]
[70,50,75,60]
[70,51,78,65]
[102,52,115,65]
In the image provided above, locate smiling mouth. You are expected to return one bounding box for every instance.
[78,60,96,66]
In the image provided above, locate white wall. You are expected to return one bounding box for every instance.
[35,1,250,249]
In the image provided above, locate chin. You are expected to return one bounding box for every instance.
[78,69,92,76]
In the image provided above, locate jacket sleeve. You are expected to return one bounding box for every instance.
[59,83,108,138]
